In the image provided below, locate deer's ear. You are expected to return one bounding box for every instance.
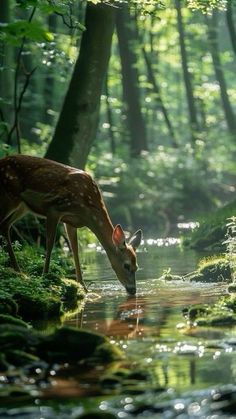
[112,224,126,249]
[129,229,142,250]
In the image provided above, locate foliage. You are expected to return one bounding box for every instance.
[92,146,222,233]
[0,0,236,233]
[187,0,228,13]
[224,217,236,282]
[182,200,236,251]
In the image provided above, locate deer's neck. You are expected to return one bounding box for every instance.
[89,210,116,259]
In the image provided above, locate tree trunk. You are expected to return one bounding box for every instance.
[0,0,12,139]
[45,3,116,169]
[142,47,178,148]
[44,14,57,125]
[105,75,116,155]
[116,5,148,156]
[207,10,236,135]
[175,0,199,143]
[226,0,236,57]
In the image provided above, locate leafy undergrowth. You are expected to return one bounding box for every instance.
[182,199,236,251]
[0,245,85,321]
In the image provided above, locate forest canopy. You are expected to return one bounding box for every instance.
[0,0,235,234]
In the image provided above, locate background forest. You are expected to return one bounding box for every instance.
[0,0,235,236]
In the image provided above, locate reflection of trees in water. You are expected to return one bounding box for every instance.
[70,293,236,391]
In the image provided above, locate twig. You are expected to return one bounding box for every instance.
[7,6,37,151]
[47,0,80,30]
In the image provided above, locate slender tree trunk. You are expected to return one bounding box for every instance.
[175,0,199,143]
[142,47,178,148]
[45,3,116,169]
[0,0,12,139]
[207,10,236,135]
[44,14,57,125]
[116,5,148,156]
[105,75,116,154]
[226,0,236,57]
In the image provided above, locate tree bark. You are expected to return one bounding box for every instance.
[45,2,116,169]
[142,47,178,148]
[105,75,116,155]
[116,5,148,156]
[226,0,236,57]
[44,14,57,125]
[0,0,12,139]
[175,0,199,143]
[207,10,236,135]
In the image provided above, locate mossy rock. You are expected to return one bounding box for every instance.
[0,259,84,321]
[0,324,40,351]
[0,314,28,328]
[187,293,236,327]
[93,342,123,363]
[186,257,232,283]
[76,413,116,419]
[224,295,236,311]
[161,272,183,281]
[197,313,236,327]
[0,323,122,371]
[6,349,39,366]
[0,353,10,371]
[228,284,236,293]
[37,326,122,363]
[198,258,232,282]
[188,305,207,320]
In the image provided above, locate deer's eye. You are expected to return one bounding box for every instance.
[124,262,131,271]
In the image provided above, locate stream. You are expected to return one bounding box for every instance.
[2,242,236,418]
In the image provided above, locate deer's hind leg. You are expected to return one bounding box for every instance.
[0,201,27,271]
[64,223,88,292]
[43,212,60,276]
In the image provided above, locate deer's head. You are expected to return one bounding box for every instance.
[111,225,142,295]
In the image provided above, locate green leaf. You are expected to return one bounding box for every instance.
[0,21,54,44]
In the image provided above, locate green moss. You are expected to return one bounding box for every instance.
[0,314,28,328]
[187,293,236,327]
[228,284,236,293]
[197,256,232,282]
[77,413,116,419]
[6,350,39,366]
[37,326,122,363]
[0,246,85,321]
[0,324,122,371]
[185,256,232,283]
[162,256,232,284]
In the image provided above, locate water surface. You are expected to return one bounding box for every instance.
[64,244,236,394]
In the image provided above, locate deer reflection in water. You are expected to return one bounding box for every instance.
[71,295,199,388]
[75,295,167,339]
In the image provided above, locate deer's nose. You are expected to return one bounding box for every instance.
[125,285,136,295]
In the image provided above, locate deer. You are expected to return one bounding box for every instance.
[0,155,142,295]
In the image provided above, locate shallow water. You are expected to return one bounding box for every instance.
[64,244,236,395]
[2,243,236,418]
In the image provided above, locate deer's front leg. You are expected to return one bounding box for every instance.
[43,214,59,275]
[65,223,88,292]
[1,225,20,271]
